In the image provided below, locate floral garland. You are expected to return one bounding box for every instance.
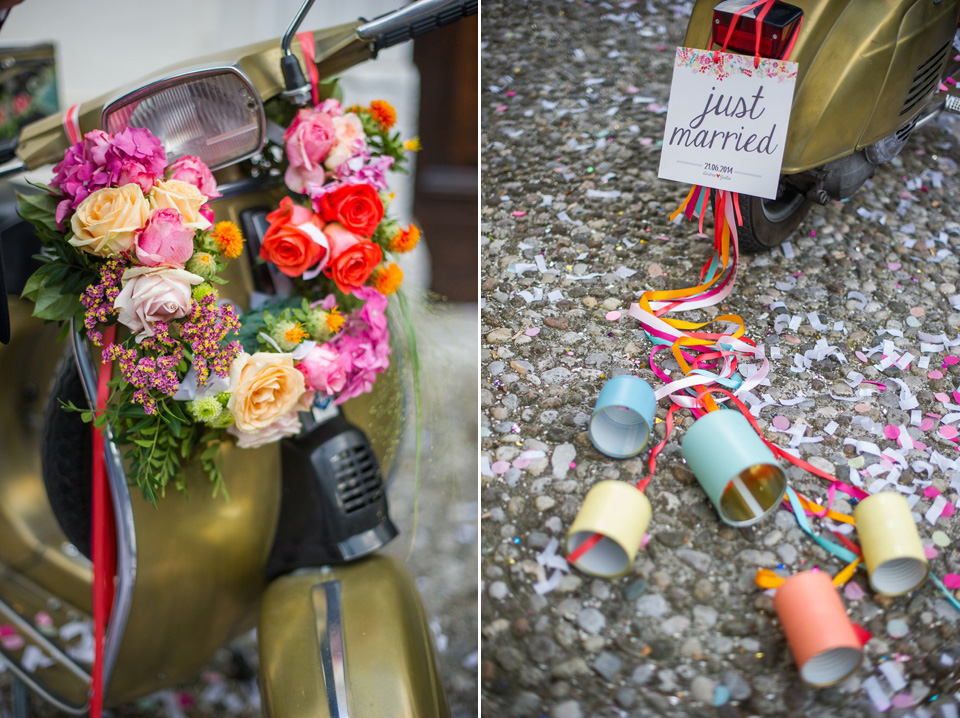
[19,93,421,503]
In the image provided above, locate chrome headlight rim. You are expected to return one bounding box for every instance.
[100,63,266,171]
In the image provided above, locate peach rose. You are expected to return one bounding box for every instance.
[324,113,366,170]
[149,179,211,230]
[227,352,306,433]
[69,183,151,256]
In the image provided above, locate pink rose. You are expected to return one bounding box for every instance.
[116,159,157,195]
[134,208,195,267]
[114,266,203,342]
[296,344,347,396]
[199,204,214,224]
[283,107,337,194]
[167,155,220,199]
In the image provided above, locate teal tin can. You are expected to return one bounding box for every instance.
[681,409,787,526]
[588,376,656,458]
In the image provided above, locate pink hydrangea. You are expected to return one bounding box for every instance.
[330,286,391,403]
[51,127,167,225]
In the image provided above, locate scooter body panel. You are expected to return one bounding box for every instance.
[684,0,960,173]
[259,556,450,718]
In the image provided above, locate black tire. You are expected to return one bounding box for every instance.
[731,179,812,253]
[40,353,92,558]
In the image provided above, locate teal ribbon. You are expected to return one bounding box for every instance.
[784,486,859,564]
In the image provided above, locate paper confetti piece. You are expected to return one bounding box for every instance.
[844,581,865,600]
[879,660,907,691]
[491,461,510,475]
[943,574,960,589]
[863,675,892,711]
[606,310,621,321]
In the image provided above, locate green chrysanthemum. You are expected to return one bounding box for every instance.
[187,396,223,425]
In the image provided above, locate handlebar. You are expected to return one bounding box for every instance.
[358,0,477,53]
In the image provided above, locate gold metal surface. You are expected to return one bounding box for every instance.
[0,300,92,609]
[718,463,787,525]
[259,556,450,718]
[685,0,960,173]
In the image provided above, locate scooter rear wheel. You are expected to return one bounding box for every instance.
[41,352,92,558]
[734,179,812,253]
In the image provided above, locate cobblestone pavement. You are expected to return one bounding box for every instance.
[482,2,960,717]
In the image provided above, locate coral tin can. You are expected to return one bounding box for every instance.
[853,491,928,595]
[773,570,863,687]
[680,409,787,526]
[588,376,656,458]
[567,480,652,578]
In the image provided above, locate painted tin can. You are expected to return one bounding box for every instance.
[566,480,652,577]
[588,376,656,458]
[680,409,787,526]
[853,491,928,595]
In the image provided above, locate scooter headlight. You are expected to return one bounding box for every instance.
[101,66,265,170]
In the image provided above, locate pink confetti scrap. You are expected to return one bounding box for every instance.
[941,426,959,440]
[843,581,865,601]
[491,461,510,475]
[924,486,942,499]
[946,355,960,365]
[924,545,939,559]
[772,415,790,430]
[513,211,526,217]
[929,370,944,379]
[525,327,540,336]
[883,425,900,440]
[943,502,956,519]
[606,310,622,321]
[888,262,902,271]
[944,573,960,589]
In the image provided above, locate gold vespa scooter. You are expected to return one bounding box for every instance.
[682,0,960,251]
[0,0,475,715]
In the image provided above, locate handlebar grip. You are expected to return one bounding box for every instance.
[371,0,477,53]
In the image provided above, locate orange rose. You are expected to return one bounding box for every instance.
[259,197,328,277]
[317,183,383,238]
[322,222,383,295]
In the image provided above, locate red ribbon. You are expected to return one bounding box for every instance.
[296,31,321,106]
[90,325,117,718]
[62,104,82,144]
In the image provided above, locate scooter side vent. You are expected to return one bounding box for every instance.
[901,41,950,116]
[333,444,384,515]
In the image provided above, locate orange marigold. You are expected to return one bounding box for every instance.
[284,323,309,345]
[325,307,345,334]
[389,224,420,253]
[212,221,244,259]
[372,263,403,295]
[369,100,397,130]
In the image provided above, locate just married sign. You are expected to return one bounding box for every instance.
[657,48,798,200]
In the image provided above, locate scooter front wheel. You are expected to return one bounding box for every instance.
[732,179,812,253]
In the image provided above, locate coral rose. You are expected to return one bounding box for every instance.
[259,197,328,277]
[114,266,203,342]
[322,222,382,295]
[226,352,306,433]
[69,183,151,257]
[134,208,195,267]
[150,179,211,230]
[317,182,383,238]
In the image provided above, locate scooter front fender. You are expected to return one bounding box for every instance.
[684,0,960,173]
[259,555,449,718]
